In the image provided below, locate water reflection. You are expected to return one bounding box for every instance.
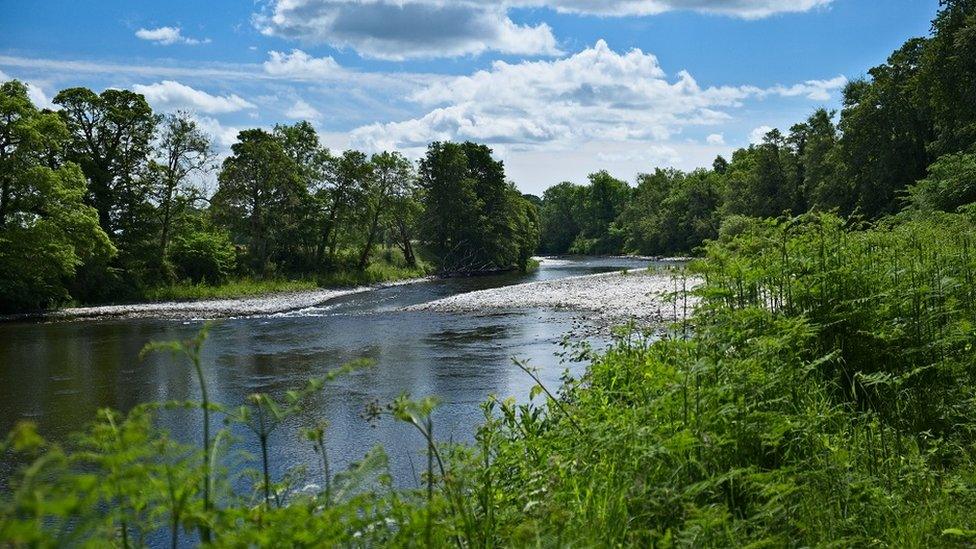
[0,257,656,487]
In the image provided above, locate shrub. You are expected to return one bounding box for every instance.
[170,230,236,285]
[906,152,976,212]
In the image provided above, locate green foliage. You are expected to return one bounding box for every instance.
[169,227,237,285]
[0,81,114,312]
[907,152,976,212]
[211,128,306,275]
[538,181,584,254]
[419,141,538,272]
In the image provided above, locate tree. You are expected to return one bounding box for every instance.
[53,87,158,236]
[921,0,976,157]
[150,112,214,266]
[723,129,801,219]
[273,122,329,272]
[54,87,160,292]
[319,150,372,266]
[419,142,534,272]
[212,129,303,274]
[387,171,423,268]
[616,168,723,256]
[419,142,480,270]
[0,81,114,311]
[576,171,630,254]
[837,40,934,218]
[358,151,413,270]
[539,182,584,255]
[616,169,679,255]
[797,109,848,212]
[513,194,541,271]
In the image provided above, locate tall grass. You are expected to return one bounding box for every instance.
[3,211,976,546]
[143,260,431,303]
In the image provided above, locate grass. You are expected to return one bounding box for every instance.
[143,278,319,302]
[143,261,431,303]
[4,211,976,546]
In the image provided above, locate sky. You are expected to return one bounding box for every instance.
[0,0,942,195]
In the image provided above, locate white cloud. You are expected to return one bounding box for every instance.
[706,133,725,145]
[255,0,831,59]
[133,80,256,114]
[255,0,561,60]
[0,69,56,110]
[351,41,842,154]
[596,144,680,165]
[750,125,775,144]
[285,99,322,120]
[26,82,55,110]
[135,26,210,46]
[194,115,242,148]
[263,50,341,79]
[756,75,848,101]
[525,0,833,18]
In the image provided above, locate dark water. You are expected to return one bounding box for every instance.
[0,257,653,489]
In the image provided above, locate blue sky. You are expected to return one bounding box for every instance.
[0,0,941,194]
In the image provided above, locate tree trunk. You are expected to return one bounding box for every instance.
[0,177,9,228]
[159,181,175,260]
[357,207,382,271]
[403,238,416,267]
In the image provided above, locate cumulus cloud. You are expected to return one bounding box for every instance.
[263,49,341,79]
[255,0,561,60]
[133,80,256,114]
[255,0,831,59]
[285,99,322,120]
[0,69,57,110]
[26,83,55,110]
[350,41,843,153]
[194,115,242,148]
[135,26,210,46]
[706,133,725,145]
[750,125,775,144]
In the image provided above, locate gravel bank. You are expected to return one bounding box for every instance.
[406,269,699,325]
[6,278,429,322]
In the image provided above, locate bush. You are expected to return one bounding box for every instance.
[906,152,976,212]
[170,230,237,285]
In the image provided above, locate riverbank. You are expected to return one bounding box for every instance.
[407,268,700,324]
[3,277,432,322]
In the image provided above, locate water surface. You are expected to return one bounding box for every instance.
[0,257,654,487]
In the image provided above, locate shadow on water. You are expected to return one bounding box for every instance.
[0,257,659,489]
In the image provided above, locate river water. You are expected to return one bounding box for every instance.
[0,257,653,489]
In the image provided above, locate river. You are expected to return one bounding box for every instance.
[0,257,655,489]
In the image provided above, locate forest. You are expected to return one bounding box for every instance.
[3,0,976,547]
[0,89,539,313]
[537,0,976,257]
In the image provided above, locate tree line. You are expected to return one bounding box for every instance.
[539,0,976,257]
[0,83,539,312]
